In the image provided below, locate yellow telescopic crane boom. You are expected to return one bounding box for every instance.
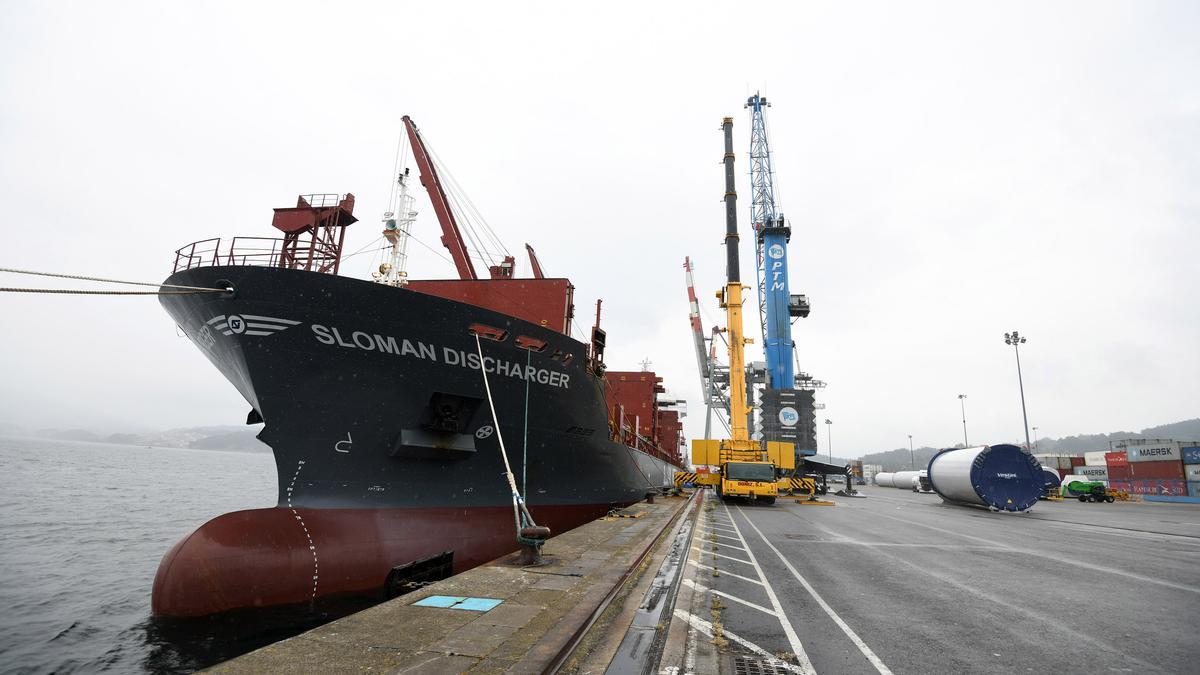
[686,117,792,503]
[719,116,753,446]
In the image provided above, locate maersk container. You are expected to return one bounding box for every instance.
[874,472,895,487]
[927,445,1043,512]
[1126,443,1182,463]
[891,470,920,489]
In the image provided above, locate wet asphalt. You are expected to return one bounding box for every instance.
[688,486,1200,674]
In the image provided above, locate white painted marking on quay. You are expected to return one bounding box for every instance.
[684,578,776,617]
[672,609,806,674]
[737,504,894,675]
[871,509,1200,596]
[722,502,815,675]
[687,559,764,586]
[691,546,756,566]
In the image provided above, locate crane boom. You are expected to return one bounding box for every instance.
[720,117,750,442]
[684,117,791,505]
[402,115,478,280]
[745,94,794,389]
[685,257,709,384]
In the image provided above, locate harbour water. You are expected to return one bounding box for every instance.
[0,436,288,673]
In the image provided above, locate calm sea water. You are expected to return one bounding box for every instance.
[0,436,290,674]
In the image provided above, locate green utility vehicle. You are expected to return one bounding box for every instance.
[1063,480,1115,503]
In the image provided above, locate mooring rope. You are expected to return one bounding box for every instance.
[0,267,230,295]
[0,287,226,295]
[473,334,542,540]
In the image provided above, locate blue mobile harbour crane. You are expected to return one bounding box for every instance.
[745,93,829,492]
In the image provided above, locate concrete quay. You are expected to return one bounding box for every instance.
[207,494,694,674]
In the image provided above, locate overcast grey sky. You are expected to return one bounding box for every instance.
[1,1,1197,457]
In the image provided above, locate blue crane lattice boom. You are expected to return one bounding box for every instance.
[746,93,796,390]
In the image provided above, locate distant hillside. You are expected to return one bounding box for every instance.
[858,447,943,472]
[35,428,103,442]
[1033,418,1200,454]
[187,429,268,452]
[859,418,1200,469]
[26,425,269,452]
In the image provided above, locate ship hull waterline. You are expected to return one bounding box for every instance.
[155,266,677,618]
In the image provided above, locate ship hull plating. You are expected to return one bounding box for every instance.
[155,266,676,617]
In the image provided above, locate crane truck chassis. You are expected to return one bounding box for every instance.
[686,439,795,504]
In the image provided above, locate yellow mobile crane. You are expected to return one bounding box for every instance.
[690,117,794,504]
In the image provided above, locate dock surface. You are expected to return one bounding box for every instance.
[206,488,1200,674]
[208,495,691,674]
[672,487,1200,674]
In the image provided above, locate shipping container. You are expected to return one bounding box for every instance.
[1189,481,1200,498]
[1077,465,1109,480]
[1105,451,1129,467]
[1126,443,1182,463]
[1107,465,1133,481]
[1183,447,1200,465]
[1115,479,1187,496]
[1069,457,1085,467]
[1083,451,1107,466]
[1129,459,1184,480]
[1184,465,1200,482]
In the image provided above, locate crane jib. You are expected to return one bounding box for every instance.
[746,94,795,390]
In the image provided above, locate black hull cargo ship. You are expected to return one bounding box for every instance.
[153,119,685,618]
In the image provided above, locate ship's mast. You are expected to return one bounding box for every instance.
[375,165,418,286]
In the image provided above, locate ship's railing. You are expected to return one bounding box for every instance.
[173,238,223,272]
[302,193,343,208]
[173,237,289,272]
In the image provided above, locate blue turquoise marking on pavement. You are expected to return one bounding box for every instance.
[412,595,503,612]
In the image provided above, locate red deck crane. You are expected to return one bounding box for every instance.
[402,115,516,280]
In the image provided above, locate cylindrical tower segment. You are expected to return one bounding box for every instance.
[927,445,1043,512]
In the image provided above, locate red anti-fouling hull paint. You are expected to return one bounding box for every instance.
[152,503,608,618]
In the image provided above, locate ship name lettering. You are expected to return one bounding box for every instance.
[311,324,437,362]
[443,346,568,389]
[310,325,568,389]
